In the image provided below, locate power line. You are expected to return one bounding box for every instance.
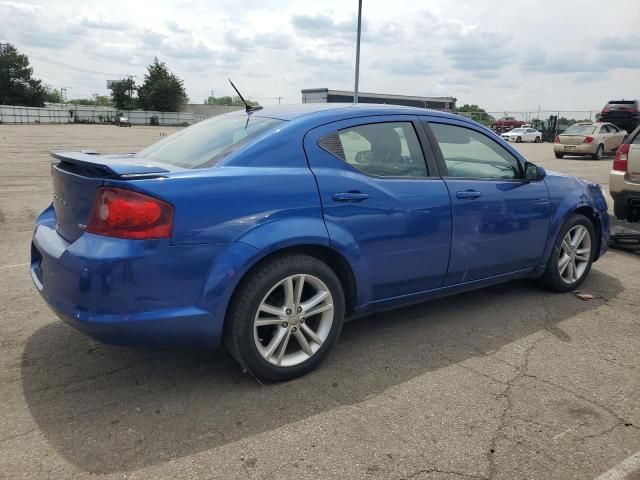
[11,42,134,77]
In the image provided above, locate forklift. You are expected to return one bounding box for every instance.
[530,115,559,143]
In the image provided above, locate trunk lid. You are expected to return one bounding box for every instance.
[50,151,173,242]
[558,135,586,145]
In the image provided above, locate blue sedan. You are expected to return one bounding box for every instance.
[31,104,609,381]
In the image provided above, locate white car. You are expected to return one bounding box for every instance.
[500,127,542,143]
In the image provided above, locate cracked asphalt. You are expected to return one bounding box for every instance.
[1,125,639,479]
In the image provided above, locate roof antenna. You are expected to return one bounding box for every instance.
[228,78,263,113]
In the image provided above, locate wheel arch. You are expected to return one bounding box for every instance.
[224,244,359,323]
[572,205,603,261]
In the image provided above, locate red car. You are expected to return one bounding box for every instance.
[491,117,526,133]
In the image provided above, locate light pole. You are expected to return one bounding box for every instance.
[353,0,362,103]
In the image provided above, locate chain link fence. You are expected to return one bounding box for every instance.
[0,105,207,126]
[457,110,599,133]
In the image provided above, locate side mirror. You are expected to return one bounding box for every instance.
[524,162,546,181]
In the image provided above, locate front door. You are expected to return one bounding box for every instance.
[304,115,452,303]
[423,118,551,285]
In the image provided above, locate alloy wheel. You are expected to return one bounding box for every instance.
[558,225,591,284]
[253,274,334,367]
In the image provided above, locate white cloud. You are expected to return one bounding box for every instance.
[1,0,639,109]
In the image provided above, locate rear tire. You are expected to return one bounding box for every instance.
[592,144,604,160]
[555,152,564,159]
[224,254,345,382]
[540,214,595,293]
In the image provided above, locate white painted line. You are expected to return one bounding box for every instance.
[596,451,640,480]
[0,263,29,269]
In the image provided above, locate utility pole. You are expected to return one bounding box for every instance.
[277,96,282,105]
[60,87,71,104]
[93,93,98,107]
[126,75,135,106]
[353,0,362,103]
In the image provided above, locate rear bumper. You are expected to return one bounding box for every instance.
[610,170,640,220]
[30,206,228,348]
[610,170,640,197]
[553,143,596,155]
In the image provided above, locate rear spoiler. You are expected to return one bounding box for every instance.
[50,151,170,178]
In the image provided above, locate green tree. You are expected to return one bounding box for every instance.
[70,96,111,107]
[110,78,137,110]
[456,104,495,126]
[0,43,46,106]
[206,95,258,107]
[137,57,188,111]
[43,86,62,103]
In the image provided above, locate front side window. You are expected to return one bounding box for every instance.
[137,115,284,169]
[429,123,521,180]
[319,122,428,178]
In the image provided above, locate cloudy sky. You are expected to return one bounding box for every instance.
[1,0,639,112]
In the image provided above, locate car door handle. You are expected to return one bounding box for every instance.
[332,192,370,202]
[456,190,483,199]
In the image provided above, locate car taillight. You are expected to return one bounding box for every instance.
[554,136,560,143]
[602,109,609,114]
[629,108,638,114]
[613,144,629,172]
[583,136,594,144]
[87,187,173,239]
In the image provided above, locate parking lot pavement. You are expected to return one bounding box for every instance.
[1,125,639,480]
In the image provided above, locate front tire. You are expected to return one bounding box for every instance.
[535,136,541,143]
[555,152,564,159]
[224,254,345,382]
[516,136,522,143]
[540,214,595,292]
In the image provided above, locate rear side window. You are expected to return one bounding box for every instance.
[429,123,521,180]
[319,122,428,178]
[137,115,284,169]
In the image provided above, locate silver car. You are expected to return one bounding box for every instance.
[554,122,626,159]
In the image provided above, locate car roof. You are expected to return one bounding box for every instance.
[227,103,462,123]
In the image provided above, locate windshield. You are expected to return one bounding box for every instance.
[562,124,596,135]
[137,115,284,168]
[509,129,525,133]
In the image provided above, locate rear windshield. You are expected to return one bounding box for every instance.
[606,101,636,107]
[562,124,596,135]
[137,115,284,168]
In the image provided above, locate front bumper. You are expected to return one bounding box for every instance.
[554,143,597,155]
[30,207,225,348]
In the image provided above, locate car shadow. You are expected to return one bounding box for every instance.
[21,269,623,474]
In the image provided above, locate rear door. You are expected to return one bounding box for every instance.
[304,115,452,302]
[422,117,550,285]
[599,124,613,150]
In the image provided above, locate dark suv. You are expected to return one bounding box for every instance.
[599,100,640,131]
